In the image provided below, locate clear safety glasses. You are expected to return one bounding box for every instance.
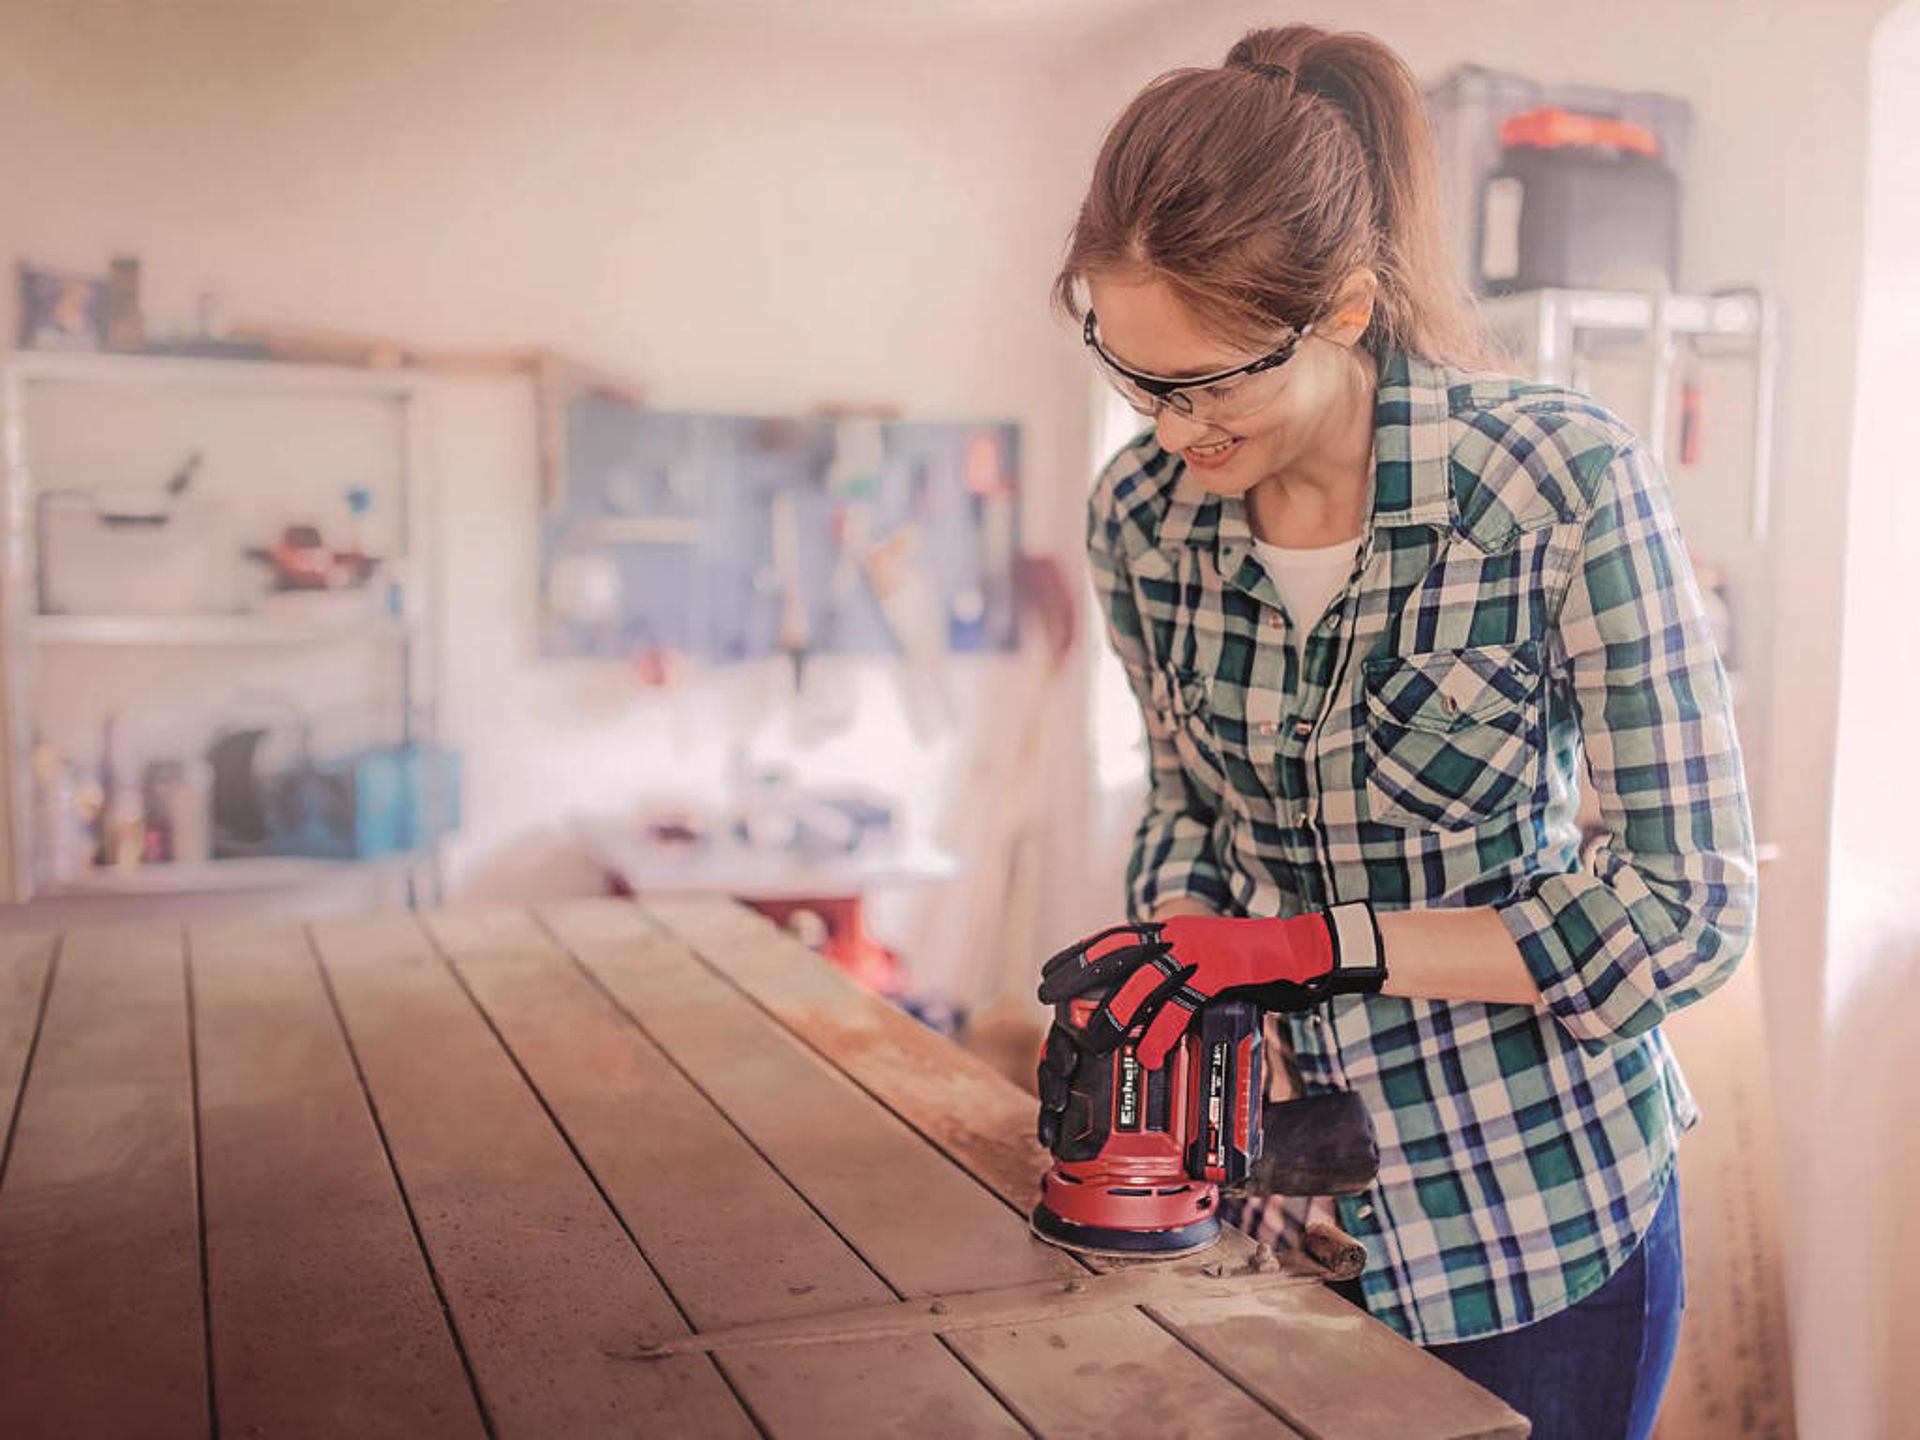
[1083,311,1311,423]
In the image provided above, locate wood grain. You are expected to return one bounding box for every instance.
[635,895,1527,1440]
[0,924,206,1440]
[423,912,1027,1440]
[0,932,55,1161]
[190,919,486,1439]
[309,912,756,1440]
[630,896,1280,1275]
[1154,1284,1530,1440]
[0,899,1525,1440]
[545,899,1303,1440]
[611,896,1052,1213]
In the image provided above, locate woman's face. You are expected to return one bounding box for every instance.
[1085,271,1368,498]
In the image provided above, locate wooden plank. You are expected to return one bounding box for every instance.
[547,903,1066,1298]
[308,912,756,1440]
[632,896,1280,1268]
[1153,1286,1529,1440]
[633,1265,1345,1359]
[0,924,207,1440]
[603,896,1051,1211]
[421,913,1028,1440]
[634,896,1527,1440]
[0,932,55,1158]
[539,900,1303,1440]
[189,919,487,1440]
[419,904,552,956]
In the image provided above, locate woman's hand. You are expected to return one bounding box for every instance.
[1036,905,1387,1069]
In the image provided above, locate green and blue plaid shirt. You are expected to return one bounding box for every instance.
[1090,351,1756,1345]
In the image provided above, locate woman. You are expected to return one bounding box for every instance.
[1033,24,1755,1440]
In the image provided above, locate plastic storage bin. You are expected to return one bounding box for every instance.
[1480,109,1680,294]
[1425,64,1693,296]
[265,744,462,861]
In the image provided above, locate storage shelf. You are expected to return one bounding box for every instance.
[30,612,411,647]
[4,347,419,399]
[1477,287,1765,338]
[1476,283,1778,543]
[36,854,420,898]
[2,345,446,907]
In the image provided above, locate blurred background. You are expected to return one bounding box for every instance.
[1,0,1915,1434]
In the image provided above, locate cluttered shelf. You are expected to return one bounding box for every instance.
[576,816,959,900]
[3,346,419,399]
[29,612,414,647]
[1,344,452,907]
[1474,286,1767,338]
[34,853,420,898]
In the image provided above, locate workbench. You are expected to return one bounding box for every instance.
[0,897,1527,1439]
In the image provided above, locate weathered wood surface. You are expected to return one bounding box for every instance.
[0,898,1527,1440]
[0,926,206,1439]
[190,920,483,1440]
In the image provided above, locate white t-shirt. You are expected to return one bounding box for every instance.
[1251,533,1361,640]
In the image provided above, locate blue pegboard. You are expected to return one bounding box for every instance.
[539,400,1020,663]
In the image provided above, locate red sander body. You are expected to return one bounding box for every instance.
[1030,995,1265,1258]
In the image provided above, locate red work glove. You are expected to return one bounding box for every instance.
[1036,905,1387,1070]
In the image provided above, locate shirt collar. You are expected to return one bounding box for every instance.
[1157,349,1456,549]
[1369,350,1456,530]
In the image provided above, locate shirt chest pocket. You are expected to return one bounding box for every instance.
[1360,641,1545,830]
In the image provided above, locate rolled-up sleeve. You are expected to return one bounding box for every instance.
[1496,440,1757,1052]
[1086,475,1234,921]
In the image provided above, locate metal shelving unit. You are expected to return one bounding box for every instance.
[1477,285,1782,856]
[30,612,414,647]
[0,348,446,909]
[1476,286,1779,540]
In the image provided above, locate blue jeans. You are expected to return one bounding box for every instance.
[1332,1176,1686,1440]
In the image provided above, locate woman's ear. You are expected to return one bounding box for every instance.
[1321,270,1379,347]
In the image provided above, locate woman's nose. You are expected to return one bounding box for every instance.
[1154,407,1213,453]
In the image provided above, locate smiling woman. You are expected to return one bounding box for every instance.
[1034,23,1757,1440]
[1051,25,1499,551]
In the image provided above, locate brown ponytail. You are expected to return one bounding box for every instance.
[1055,25,1497,369]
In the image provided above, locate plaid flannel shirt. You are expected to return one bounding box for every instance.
[1088,350,1756,1344]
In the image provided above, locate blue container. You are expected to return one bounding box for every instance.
[267,744,462,860]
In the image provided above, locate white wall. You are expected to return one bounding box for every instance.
[0,0,1112,985]
[1809,3,1920,1432]
[0,0,1104,539]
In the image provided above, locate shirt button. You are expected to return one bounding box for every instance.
[1293,719,1313,739]
[1357,1203,1375,1220]
[1265,612,1284,630]
[1294,806,1314,828]
[1441,693,1461,716]
[1256,721,1277,736]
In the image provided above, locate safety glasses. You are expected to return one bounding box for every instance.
[1083,311,1312,422]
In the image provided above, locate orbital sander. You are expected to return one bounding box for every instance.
[1031,993,1379,1259]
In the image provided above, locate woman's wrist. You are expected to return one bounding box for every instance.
[1149,896,1219,921]
[1374,906,1542,1007]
